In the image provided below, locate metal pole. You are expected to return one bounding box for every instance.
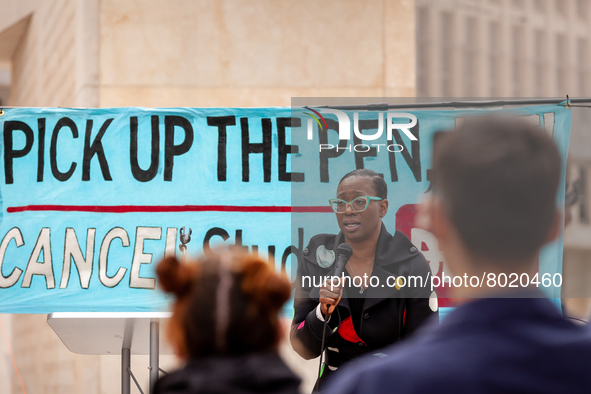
[306,97,591,111]
[122,348,130,394]
[149,321,159,393]
[3,98,591,112]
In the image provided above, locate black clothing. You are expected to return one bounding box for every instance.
[290,223,437,388]
[345,273,366,334]
[348,294,365,334]
[153,352,301,394]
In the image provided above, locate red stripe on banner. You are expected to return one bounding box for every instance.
[7,205,333,213]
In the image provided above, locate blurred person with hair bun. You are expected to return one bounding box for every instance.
[153,249,301,394]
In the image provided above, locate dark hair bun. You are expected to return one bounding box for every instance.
[156,256,196,297]
[240,257,291,311]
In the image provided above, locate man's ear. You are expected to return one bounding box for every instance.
[415,195,434,231]
[430,197,453,244]
[544,209,562,244]
[416,195,450,240]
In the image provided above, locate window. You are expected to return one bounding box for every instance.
[534,31,546,97]
[534,0,547,13]
[556,33,567,94]
[417,8,430,97]
[577,0,588,18]
[464,17,478,96]
[579,166,589,224]
[578,38,589,95]
[512,26,525,96]
[441,12,454,97]
[489,22,501,97]
[556,0,567,16]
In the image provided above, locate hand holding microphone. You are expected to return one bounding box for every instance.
[315,243,354,391]
[319,282,342,316]
[319,243,353,316]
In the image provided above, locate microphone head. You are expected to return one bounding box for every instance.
[336,243,353,260]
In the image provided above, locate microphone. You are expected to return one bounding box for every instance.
[314,243,354,391]
[326,243,353,302]
[333,243,353,278]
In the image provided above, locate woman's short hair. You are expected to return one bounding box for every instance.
[156,249,291,359]
[338,169,388,200]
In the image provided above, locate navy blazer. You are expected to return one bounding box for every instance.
[290,224,437,387]
[325,291,591,394]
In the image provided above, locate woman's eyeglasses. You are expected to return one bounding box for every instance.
[328,196,383,213]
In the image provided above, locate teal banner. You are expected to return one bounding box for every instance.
[0,105,570,313]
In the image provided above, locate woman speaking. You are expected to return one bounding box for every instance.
[290,169,438,390]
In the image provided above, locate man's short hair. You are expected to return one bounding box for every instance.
[432,117,561,266]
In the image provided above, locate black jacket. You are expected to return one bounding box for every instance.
[153,352,301,394]
[290,223,438,387]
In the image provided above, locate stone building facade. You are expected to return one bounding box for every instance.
[0,1,416,393]
[1,1,591,393]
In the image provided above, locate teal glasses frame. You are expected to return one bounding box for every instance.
[328,196,383,213]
